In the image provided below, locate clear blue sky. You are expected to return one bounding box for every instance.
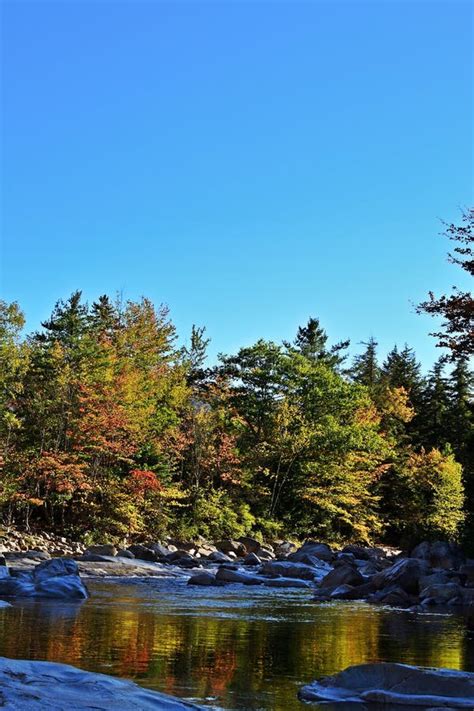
[1,0,472,369]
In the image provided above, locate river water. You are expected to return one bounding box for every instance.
[0,578,472,710]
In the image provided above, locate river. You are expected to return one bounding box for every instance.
[0,578,472,710]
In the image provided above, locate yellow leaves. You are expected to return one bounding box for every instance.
[379,386,415,423]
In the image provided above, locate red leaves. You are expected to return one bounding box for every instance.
[128,469,162,497]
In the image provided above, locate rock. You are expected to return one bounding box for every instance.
[207,551,233,563]
[289,540,334,563]
[342,544,385,560]
[420,582,464,605]
[5,550,51,561]
[127,544,158,562]
[216,539,247,556]
[325,580,376,601]
[85,544,117,557]
[116,548,135,559]
[373,585,412,607]
[373,557,430,594]
[256,548,275,560]
[460,563,474,586]
[0,656,204,709]
[412,540,465,570]
[215,567,263,585]
[33,558,89,599]
[0,558,88,599]
[187,572,220,586]
[261,560,323,581]
[319,564,364,590]
[238,536,261,554]
[330,584,355,599]
[262,577,311,588]
[298,662,474,707]
[243,552,261,566]
[418,571,450,591]
[274,541,297,557]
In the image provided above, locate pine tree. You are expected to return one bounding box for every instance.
[286,317,350,369]
[351,338,380,390]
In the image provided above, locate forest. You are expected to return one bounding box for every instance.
[1,213,472,550]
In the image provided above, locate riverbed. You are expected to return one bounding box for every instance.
[0,578,472,710]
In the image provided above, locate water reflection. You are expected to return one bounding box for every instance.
[0,579,472,710]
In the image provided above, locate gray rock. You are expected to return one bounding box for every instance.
[207,551,233,563]
[0,656,204,709]
[299,662,474,707]
[262,577,311,588]
[330,584,355,599]
[243,552,261,566]
[374,557,430,594]
[215,539,246,556]
[274,541,297,557]
[0,558,88,599]
[116,548,135,559]
[419,582,463,604]
[319,564,364,591]
[373,585,412,607]
[187,572,220,586]
[215,567,263,585]
[127,544,158,562]
[412,540,465,570]
[460,563,474,586]
[238,536,261,554]
[85,544,117,557]
[261,560,323,581]
[289,541,334,563]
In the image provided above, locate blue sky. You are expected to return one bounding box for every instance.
[1,0,472,369]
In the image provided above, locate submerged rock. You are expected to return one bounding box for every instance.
[298,662,474,707]
[0,656,204,709]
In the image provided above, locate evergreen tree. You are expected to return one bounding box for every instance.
[286,317,350,369]
[351,338,380,389]
[416,357,450,450]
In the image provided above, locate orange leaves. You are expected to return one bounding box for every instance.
[31,452,91,495]
[128,469,162,497]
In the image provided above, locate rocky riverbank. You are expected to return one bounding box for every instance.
[1,529,473,609]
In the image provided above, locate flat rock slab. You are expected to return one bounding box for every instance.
[76,556,189,578]
[299,662,474,707]
[0,657,205,710]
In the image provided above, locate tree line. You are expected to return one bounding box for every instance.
[0,211,472,547]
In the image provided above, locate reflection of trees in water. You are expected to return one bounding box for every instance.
[0,591,472,711]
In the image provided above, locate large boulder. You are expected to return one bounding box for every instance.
[84,544,117,557]
[207,551,233,564]
[274,541,297,558]
[215,540,246,556]
[238,536,261,554]
[187,572,220,586]
[319,564,364,591]
[0,656,204,709]
[215,566,263,585]
[261,560,324,581]
[460,562,474,586]
[289,541,334,563]
[0,558,88,599]
[374,557,430,594]
[411,540,465,570]
[299,662,474,707]
[127,544,158,562]
[419,582,464,605]
[243,552,261,566]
